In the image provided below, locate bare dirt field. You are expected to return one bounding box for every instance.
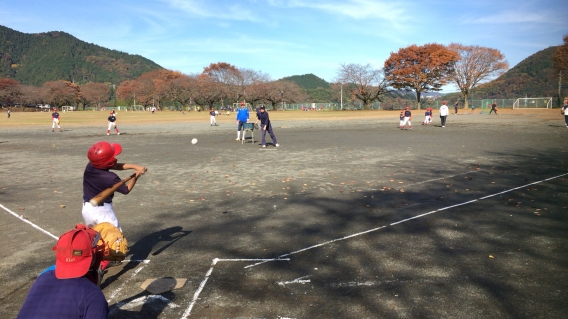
[1,109,567,319]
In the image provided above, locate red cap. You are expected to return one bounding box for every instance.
[53,224,100,279]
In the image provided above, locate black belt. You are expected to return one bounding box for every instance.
[85,201,104,207]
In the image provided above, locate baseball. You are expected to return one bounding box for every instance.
[191,138,198,145]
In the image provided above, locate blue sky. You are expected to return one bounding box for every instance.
[2,0,567,92]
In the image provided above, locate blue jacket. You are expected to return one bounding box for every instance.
[236,108,249,122]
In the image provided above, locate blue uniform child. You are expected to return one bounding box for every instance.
[235,103,249,140]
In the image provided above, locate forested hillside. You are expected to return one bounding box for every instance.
[281,73,335,102]
[281,73,331,89]
[0,25,163,86]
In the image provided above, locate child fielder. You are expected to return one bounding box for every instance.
[422,109,431,125]
[399,111,404,128]
[400,106,412,130]
[51,107,62,132]
[107,112,120,135]
[210,107,218,126]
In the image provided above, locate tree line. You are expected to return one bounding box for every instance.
[2,38,567,111]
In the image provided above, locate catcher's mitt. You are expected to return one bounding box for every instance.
[93,222,129,261]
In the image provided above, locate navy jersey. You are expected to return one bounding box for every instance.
[209,110,215,116]
[16,270,108,319]
[399,114,404,120]
[404,110,411,117]
[52,112,60,119]
[108,115,116,122]
[83,163,128,203]
[257,110,270,126]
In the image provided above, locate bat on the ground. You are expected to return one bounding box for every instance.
[89,173,137,207]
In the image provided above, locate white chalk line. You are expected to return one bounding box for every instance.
[180,259,217,319]
[244,172,568,270]
[357,169,482,192]
[181,257,290,319]
[391,169,482,190]
[107,260,151,303]
[0,204,155,310]
[0,203,59,240]
[278,275,312,287]
[141,171,568,318]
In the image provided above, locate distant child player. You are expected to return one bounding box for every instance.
[107,112,120,135]
[51,107,62,132]
[489,101,498,115]
[210,107,218,126]
[422,108,432,125]
[401,106,412,130]
[562,99,568,127]
[440,101,449,127]
[399,111,404,128]
[235,102,249,140]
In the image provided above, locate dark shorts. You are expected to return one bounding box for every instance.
[238,121,246,130]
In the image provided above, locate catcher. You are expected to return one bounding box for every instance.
[82,141,146,269]
[17,224,108,319]
[51,107,62,132]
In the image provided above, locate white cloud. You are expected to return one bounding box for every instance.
[161,0,260,22]
[464,11,549,24]
[275,0,409,23]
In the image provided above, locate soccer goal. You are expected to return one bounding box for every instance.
[513,97,552,109]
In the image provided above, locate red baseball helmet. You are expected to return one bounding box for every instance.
[87,141,122,169]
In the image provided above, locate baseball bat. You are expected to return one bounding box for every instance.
[89,173,137,207]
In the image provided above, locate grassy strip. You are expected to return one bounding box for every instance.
[0,108,557,127]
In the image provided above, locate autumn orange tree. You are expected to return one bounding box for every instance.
[447,44,508,109]
[553,35,568,104]
[80,82,110,109]
[384,43,458,109]
[162,74,197,111]
[145,69,183,110]
[116,80,138,108]
[203,62,242,105]
[193,73,223,109]
[335,63,388,110]
[19,84,45,107]
[42,80,81,108]
[262,80,304,110]
[0,78,22,107]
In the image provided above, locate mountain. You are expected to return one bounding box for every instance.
[445,46,565,102]
[280,73,331,89]
[0,25,163,86]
